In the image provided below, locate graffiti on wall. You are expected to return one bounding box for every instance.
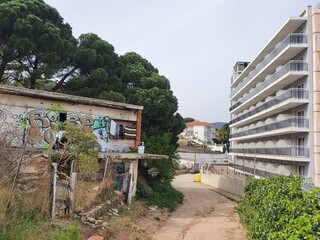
[16,109,137,145]
[93,116,110,143]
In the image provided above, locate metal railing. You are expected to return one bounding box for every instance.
[230,146,309,157]
[231,33,307,98]
[230,88,308,125]
[230,117,309,138]
[228,163,277,178]
[230,60,308,112]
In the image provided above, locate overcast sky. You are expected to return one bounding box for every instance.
[45,0,319,123]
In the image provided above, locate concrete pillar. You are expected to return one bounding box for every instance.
[127,161,134,204]
[312,9,320,185]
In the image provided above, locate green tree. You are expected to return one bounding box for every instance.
[0,0,77,88]
[98,90,126,103]
[183,117,195,123]
[119,52,158,89]
[216,123,230,153]
[61,34,122,95]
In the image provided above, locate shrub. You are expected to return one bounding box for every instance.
[238,175,320,240]
[0,220,80,240]
[136,180,183,212]
[52,123,100,174]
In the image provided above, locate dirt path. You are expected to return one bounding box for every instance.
[153,174,246,240]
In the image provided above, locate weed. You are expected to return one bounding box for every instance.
[136,180,184,212]
[51,225,80,240]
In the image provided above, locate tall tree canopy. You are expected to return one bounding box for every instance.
[0,0,185,183]
[0,0,76,88]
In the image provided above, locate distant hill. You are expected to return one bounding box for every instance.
[214,122,227,129]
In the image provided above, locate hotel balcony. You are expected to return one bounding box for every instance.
[230,61,308,114]
[230,33,307,100]
[229,146,309,162]
[231,18,307,88]
[230,88,308,127]
[230,117,309,141]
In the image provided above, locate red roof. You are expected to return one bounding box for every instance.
[186,121,215,127]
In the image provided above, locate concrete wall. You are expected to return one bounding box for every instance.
[201,170,245,197]
[312,9,320,185]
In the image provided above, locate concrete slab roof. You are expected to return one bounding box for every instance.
[0,85,143,111]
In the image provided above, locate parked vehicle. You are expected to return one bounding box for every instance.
[189,169,200,174]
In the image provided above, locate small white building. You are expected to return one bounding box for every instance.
[181,121,216,145]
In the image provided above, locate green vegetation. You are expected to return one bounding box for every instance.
[183,117,195,123]
[0,0,185,217]
[0,0,76,89]
[136,181,184,212]
[0,220,80,240]
[238,175,320,240]
[64,124,100,173]
[216,123,230,153]
[0,185,80,240]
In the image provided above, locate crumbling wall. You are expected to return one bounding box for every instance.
[17,154,50,193]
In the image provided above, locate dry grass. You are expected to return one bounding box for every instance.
[0,184,51,225]
[76,178,116,210]
[101,201,169,240]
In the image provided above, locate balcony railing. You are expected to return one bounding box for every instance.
[231,33,307,98]
[230,60,308,112]
[230,88,308,125]
[230,146,309,157]
[228,163,277,178]
[230,117,309,138]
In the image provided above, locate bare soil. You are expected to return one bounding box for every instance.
[153,174,246,240]
[77,174,246,240]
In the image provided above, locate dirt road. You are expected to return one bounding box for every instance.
[153,174,246,240]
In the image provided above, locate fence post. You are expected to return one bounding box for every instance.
[127,161,134,204]
[51,163,57,221]
[69,172,77,215]
[103,156,109,178]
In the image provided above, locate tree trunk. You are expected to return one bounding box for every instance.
[29,73,37,89]
[29,58,39,89]
[51,66,78,92]
[0,58,8,82]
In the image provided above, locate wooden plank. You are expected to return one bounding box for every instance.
[98,152,169,160]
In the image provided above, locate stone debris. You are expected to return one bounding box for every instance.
[75,197,125,229]
[17,155,50,193]
[92,224,103,229]
[80,216,108,229]
[95,220,103,225]
[87,236,104,240]
[79,204,105,216]
[87,217,96,223]
[111,208,118,213]
[148,206,158,211]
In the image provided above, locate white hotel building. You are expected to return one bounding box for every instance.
[229,5,320,185]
